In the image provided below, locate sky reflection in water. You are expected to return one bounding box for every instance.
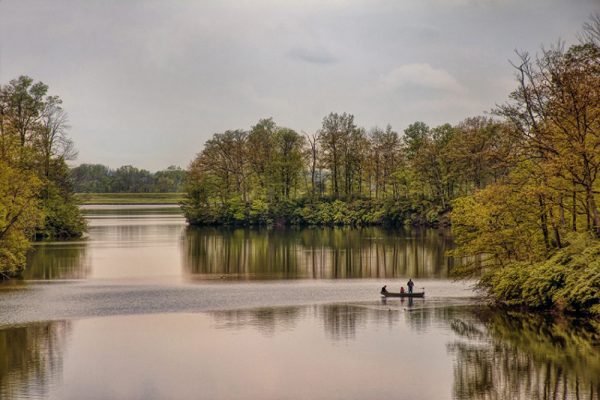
[1,304,598,400]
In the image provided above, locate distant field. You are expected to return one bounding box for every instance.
[76,192,186,205]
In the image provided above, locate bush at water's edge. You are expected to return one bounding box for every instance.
[479,233,600,317]
[181,196,448,227]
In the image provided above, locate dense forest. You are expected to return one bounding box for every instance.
[70,164,186,193]
[0,76,85,276]
[185,18,600,315]
[184,115,508,226]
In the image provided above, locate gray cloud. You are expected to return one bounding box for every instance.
[287,46,338,64]
[380,63,465,93]
[0,0,596,170]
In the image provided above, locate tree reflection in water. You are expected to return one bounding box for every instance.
[442,309,600,400]
[210,304,600,399]
[210,307,303,336]
[210,303,401,341]
[319,304,370,340]
[0,321,70,399]
[183,226,455,279]
[1,306,597,400]
[393,305,600,399]
[24,243,89,280]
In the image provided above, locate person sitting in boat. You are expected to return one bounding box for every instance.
[400,286,405,294]
[381,285,388,294]
[407,278,414,293]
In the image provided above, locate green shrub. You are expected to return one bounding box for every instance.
[481,233,600,316]
[184,196,446,227]
[249,199,271,225]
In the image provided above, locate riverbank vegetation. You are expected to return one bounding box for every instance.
[451,18,600,316]
[0,76,85,276]
[71,164,186,193]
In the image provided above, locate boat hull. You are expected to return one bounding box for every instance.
[380,291,425,298]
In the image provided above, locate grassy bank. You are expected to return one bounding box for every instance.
[76,192,185,205]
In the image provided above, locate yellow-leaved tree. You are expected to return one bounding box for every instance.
[0,161,43,276]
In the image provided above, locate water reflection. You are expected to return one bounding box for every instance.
[0,321,70,400]
[446,310,600,400]
[211,307,302,336]
[183,226,455,280]
[319,304,372,340]
[24,205,186,281]
[209,305,600,399]
[1,306,598,400]
[24,243,89,280]
[210,304,387,340]
[24,206,456,282]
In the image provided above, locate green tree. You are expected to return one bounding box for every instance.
[449,18,600,314]
[0,162,43,275]
[0,76,48,165]
[154,166,186,192]
[402,121,429,161]
[411,124,457,209]
[272,128,304,200]
[497,40,600,237]
[70,164,112,192]
[247,118,276,197]
[369,125,401,199]
[0,76,85,241]
[111,165,154,192]
[319,112,356,198]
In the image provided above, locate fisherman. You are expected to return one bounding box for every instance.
[400,286,405,294]
[381,285,388,294]
[407,278,414,293]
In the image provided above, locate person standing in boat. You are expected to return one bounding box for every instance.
[407,279,414,293]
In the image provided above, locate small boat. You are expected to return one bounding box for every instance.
[380,290,425,298]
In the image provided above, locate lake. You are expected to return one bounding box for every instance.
[0,205,598,400]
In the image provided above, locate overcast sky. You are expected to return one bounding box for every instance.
[0,0,597,171]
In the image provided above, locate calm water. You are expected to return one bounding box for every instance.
[0,205,598,400]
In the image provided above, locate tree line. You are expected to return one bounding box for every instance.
[184,114,510,226]
[0,76,85,276]
[70,164,186,193]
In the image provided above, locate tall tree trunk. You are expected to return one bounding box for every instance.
[572,187,577,232]
[310,165,316,198]
[549,207,562,248]
[539,195,550,250]
[558,194,566,227]
[332,157,338,198]
[375,159,380,199]
[0,110,5,161]
[587,186,600,237]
